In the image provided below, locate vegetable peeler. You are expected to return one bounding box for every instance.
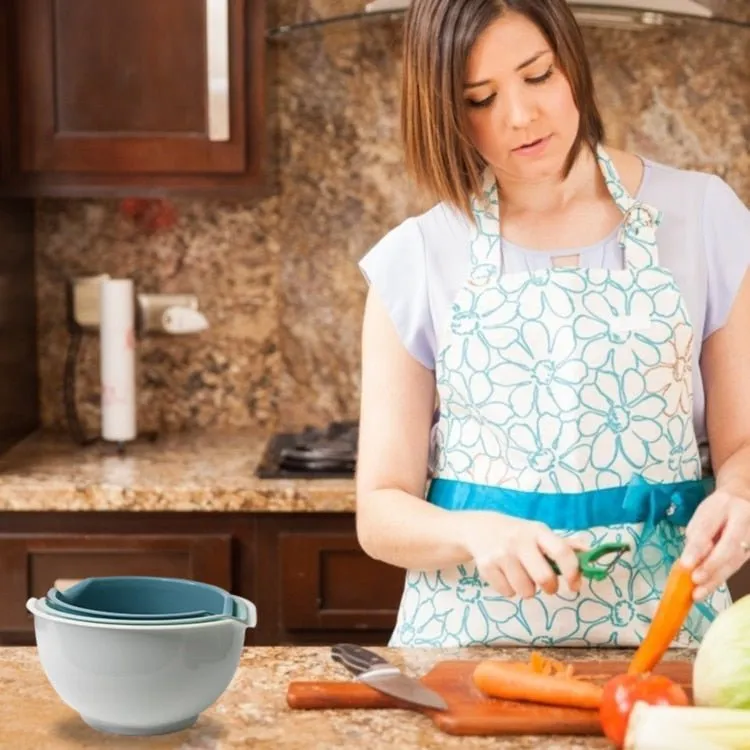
[546,541,631,581]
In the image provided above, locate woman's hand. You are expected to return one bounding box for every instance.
[681,486,750,600]
[458,512,584,598]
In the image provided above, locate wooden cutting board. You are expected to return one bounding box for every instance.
[287,659,693,736]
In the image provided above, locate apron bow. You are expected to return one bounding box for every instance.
[622,473,692,531]
[622,473,716,622]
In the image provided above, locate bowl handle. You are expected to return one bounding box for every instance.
[231,595,257,627]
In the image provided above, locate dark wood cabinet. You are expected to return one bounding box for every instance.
[1,0,268,197]
[254,516,405,646]
[729,567,750,604]
[279,531,403,631]
[0,2,14,183]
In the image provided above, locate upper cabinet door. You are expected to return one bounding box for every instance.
[11,0,266,195]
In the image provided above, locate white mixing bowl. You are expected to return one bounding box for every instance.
[26,595,257,736]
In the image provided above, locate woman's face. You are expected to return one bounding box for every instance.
[463,11,581,185]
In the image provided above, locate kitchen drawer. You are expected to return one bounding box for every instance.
[279,531,404,631]
[0,533,232,633]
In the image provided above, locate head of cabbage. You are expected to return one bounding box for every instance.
[693,593,750,709]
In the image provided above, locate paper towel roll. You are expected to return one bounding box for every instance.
[100,278,137,442]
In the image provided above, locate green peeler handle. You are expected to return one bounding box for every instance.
[545,542,631,581]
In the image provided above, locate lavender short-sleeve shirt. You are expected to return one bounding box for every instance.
[359,158,750,452]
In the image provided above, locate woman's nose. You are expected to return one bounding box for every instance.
[500,88,536,130]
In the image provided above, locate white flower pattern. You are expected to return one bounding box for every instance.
[505,415,591,493]
[501,269,587,320]
[578,370,667,474]
[489,322,589,417]
[644,322,693,417]
[574,287,673,371]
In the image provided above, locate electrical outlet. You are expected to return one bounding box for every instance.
[66,274,111,333]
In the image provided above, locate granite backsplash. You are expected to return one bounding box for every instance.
[34,1,749,437]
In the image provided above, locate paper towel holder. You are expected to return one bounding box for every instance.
[64,275,210,451]
[136,293,209,335]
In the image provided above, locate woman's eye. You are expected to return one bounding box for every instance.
[467,94,496,109]
[526,67,554,85]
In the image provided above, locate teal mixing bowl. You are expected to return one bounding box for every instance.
[46,576,235,621]
[26,594,257,736]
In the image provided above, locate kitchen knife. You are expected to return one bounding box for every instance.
[331,643,448,711]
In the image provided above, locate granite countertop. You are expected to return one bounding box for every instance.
[0,645,695,749]
[0,430,355,512]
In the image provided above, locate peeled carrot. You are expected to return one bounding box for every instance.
[473,660,604,709]
[628,560,696,675]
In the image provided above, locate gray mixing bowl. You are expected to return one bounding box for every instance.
[26,595,256,736]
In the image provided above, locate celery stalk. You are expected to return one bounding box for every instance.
[624,702,750,750]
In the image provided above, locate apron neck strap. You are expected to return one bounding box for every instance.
[469,144,663,274]
[595,144,662,271]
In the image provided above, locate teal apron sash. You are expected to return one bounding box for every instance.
[427,474,714,531]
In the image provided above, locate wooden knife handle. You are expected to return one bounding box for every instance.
[286,681,400,710]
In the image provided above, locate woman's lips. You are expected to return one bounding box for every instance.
[513,135,552,156]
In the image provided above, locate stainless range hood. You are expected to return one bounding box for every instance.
[363,0,714,29]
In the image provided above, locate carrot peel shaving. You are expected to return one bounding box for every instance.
[529,651,576,678]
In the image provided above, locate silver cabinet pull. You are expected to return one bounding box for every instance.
[206,0,230,141]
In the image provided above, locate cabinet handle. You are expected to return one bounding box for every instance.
[206,0,230,141]
[53,578,82,592]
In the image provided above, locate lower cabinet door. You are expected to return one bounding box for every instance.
[279,530,404,637]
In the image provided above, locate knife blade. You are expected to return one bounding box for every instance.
[331,643,448,711]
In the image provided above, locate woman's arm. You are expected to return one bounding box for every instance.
[355,288,474,570]
[355,289,583,596]
[682,271,750,598]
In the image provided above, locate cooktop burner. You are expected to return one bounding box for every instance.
[256,421,358,478]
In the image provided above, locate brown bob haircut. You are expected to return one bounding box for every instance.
[401,0,605,218]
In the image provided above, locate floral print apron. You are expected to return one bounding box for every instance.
[389,145,731,648]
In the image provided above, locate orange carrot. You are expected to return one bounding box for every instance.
[473,660,603,709]
[628,560,696,675]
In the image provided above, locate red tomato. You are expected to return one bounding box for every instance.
[600,673,689,747]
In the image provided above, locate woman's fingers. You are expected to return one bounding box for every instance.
[537,529,583,593]
[692,502,750,599]
[499,551,537,599]
[474,523,589,599]
[479,564,515,598]
[518,544,560,596]
[681,496,727,569]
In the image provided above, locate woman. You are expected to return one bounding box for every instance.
[356,0,750,648]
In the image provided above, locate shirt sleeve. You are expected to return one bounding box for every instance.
[358,217,436,370]
[702,174,750,339]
